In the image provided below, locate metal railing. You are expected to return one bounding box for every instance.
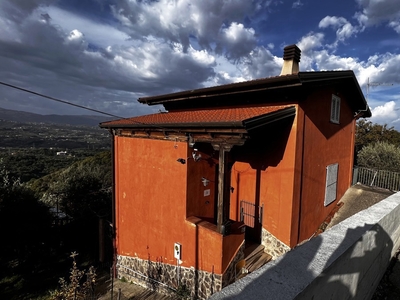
[354,167,400,191]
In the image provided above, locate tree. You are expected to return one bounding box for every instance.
[0,159,52,273]
[30,151,112,259]
[38,151,112,221]
[356,120,400,153]
[357,141,400,172]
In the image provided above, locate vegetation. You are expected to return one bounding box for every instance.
[50,252,96,300]
[0,148,106,183]
[356,120,400,153]
[355,120,400,172]
[0,119,113,299]
[0,161,55,299]
[0,151,112,299]
[357,142,400,172]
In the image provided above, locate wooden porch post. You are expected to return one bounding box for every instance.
[214,143,232,234]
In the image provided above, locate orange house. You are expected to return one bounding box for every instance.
[100,45,371,299]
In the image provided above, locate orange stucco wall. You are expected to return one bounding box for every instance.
[298,88,356,242]
[229,92,356,248]
[230,107,299,247]
[114,137,234,274]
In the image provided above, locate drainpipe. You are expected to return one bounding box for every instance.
[297,109,306,245]
[109,129,117,278]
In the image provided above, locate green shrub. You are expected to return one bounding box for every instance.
[357,141,400,172]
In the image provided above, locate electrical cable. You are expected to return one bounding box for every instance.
[0,81,233,143]
[0,81,123,119]
[0,80,184,133]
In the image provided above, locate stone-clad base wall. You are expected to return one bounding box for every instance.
[117,251,241,300]
[262,228,291,260]
[222,242,245,287]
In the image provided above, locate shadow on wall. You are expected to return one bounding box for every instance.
[232,116,295,170]
[213,222,393,300]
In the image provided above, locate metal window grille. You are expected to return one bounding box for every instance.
[240,200,263,228]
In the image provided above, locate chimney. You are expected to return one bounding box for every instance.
[280,44,301,76]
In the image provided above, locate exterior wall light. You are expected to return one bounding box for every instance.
[177,158,186,164]
[188,135,195,148]
[201,177,210,186]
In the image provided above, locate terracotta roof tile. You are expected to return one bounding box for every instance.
[101,105,292,128]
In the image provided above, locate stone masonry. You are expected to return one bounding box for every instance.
[116,246,244,300]
[262,228,291,260]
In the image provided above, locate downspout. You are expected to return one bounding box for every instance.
[109,129,117,278]
[297,108,306,244]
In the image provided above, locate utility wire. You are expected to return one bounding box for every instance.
[0,81,123,119]
[0,80,180,131]
[0,80,192,137]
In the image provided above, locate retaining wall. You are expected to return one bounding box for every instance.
[210,192,400,299]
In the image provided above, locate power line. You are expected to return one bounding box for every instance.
[0,81,123,119]
[0,81,238,146]
[0,80,185,134]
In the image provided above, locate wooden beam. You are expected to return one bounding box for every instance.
[215,143,233,235]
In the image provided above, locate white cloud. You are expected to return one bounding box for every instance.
[219,22,257,60]
[1,0,399,124]
[292,0,303,9]
[370,101,398,123]
[46,6,131,48]
[111,0,259,59]
[389,20,400,33]
[319,16,347,29]
[319,16,358,43]
[355,0,400,33]
[298,33,324,54]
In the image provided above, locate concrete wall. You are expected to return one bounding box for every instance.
[210,191,400,300]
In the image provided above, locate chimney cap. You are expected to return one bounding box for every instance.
[283,44,301,62]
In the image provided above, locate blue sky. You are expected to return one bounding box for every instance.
[0,0,400,128]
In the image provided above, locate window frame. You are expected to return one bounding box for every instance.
[330,94,341,124]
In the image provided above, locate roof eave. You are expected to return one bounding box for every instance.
[99,121,245,130]
[243,106,296,131]
[298,71,371,117]
[138,74,301,106]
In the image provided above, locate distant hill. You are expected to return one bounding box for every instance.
[0,107,113,126]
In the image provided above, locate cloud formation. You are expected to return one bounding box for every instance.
[0,0,399,130]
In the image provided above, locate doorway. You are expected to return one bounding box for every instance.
[240,200,263,243]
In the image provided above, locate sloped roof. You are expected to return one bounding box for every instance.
[100,105,295,130]
[137,71,371,117]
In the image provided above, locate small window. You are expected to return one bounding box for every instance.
[330,94,341,124]
[324,163,338,206]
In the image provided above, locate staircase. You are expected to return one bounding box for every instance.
[235,244,272,280]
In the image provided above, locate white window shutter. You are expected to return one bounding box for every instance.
[325,163,338,206]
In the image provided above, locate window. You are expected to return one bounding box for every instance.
[330,94,341,124]
[324,163,338,206]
